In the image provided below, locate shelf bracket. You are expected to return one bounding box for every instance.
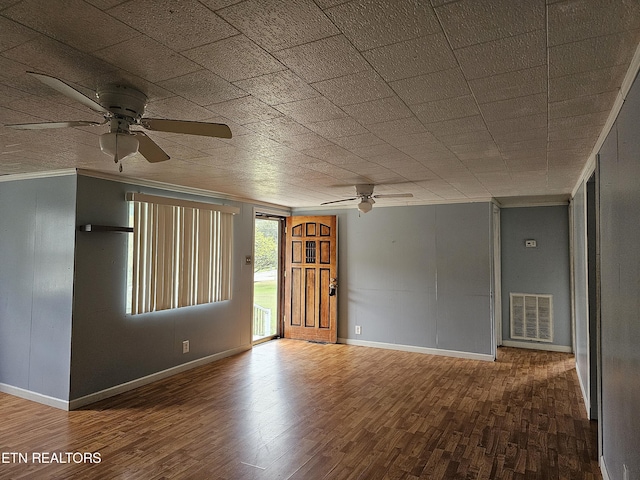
[78,224,133,233]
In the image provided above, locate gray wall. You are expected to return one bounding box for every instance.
[0,175,76,401]
[598,70,640,480]
[500,206,572,348]
[303,202,494,356]
[70,175,255,400]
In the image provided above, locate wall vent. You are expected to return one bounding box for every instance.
[510,293,553,342]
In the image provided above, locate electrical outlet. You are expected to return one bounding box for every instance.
[182,340,189,354]
[355,325,361,335]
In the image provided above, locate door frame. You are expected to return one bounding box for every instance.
[492,203,502,356]
[593,159,603,458]
[251,208,288,345]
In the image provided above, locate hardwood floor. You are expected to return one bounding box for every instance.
[0,340,600,479]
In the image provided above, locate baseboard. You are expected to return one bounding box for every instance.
[600,456,611,480]
[0,383,69,411]
[337,338,494,362]
[575,362,592,418]
[501,340,573,353]
[69,344,251,410]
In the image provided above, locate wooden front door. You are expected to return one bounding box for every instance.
[284,215,337,343]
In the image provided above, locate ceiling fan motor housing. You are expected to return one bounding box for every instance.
[355,183,374,196]
[96,85,147,121]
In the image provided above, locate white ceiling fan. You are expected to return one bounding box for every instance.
[321,184,413,214]
[6,72,232,172]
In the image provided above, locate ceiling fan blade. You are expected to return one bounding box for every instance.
[134,131,170,163]
[320,197,359,205]
[6,120,106,130]
[141,118,232,138]
[28,72,108,114]
[373,193,414,199]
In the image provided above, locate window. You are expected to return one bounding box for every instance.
[126,192,239,315]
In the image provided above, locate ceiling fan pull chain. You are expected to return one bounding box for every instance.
[114,136,123,173]
[114,135,120,166]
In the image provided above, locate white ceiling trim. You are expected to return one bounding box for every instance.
[0,168,77,183]
[571,38,640,199]
[497,201,569,208]
[292,196,494,213]
[76,169,292,213]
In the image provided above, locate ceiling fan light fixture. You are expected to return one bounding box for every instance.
[357,199,373,214]
[99,132,139,161]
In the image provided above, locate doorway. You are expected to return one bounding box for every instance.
[252,216,282,344]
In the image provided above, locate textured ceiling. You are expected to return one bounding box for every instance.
[1,0,639,208]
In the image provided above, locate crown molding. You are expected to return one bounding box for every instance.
[0,168,76,183]
[571,39,640,198]
[76,169,292,213]
[291,196,494,213]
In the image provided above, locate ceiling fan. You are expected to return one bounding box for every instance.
[6,72,232,172]
[321,184,413,214]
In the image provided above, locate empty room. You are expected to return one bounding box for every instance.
[1,1,639,479]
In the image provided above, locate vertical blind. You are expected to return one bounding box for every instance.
[126,193,239,315]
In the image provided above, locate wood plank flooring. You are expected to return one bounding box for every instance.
[0,340,600,479]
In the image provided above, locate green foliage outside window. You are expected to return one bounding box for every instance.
[254,219,278,272]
